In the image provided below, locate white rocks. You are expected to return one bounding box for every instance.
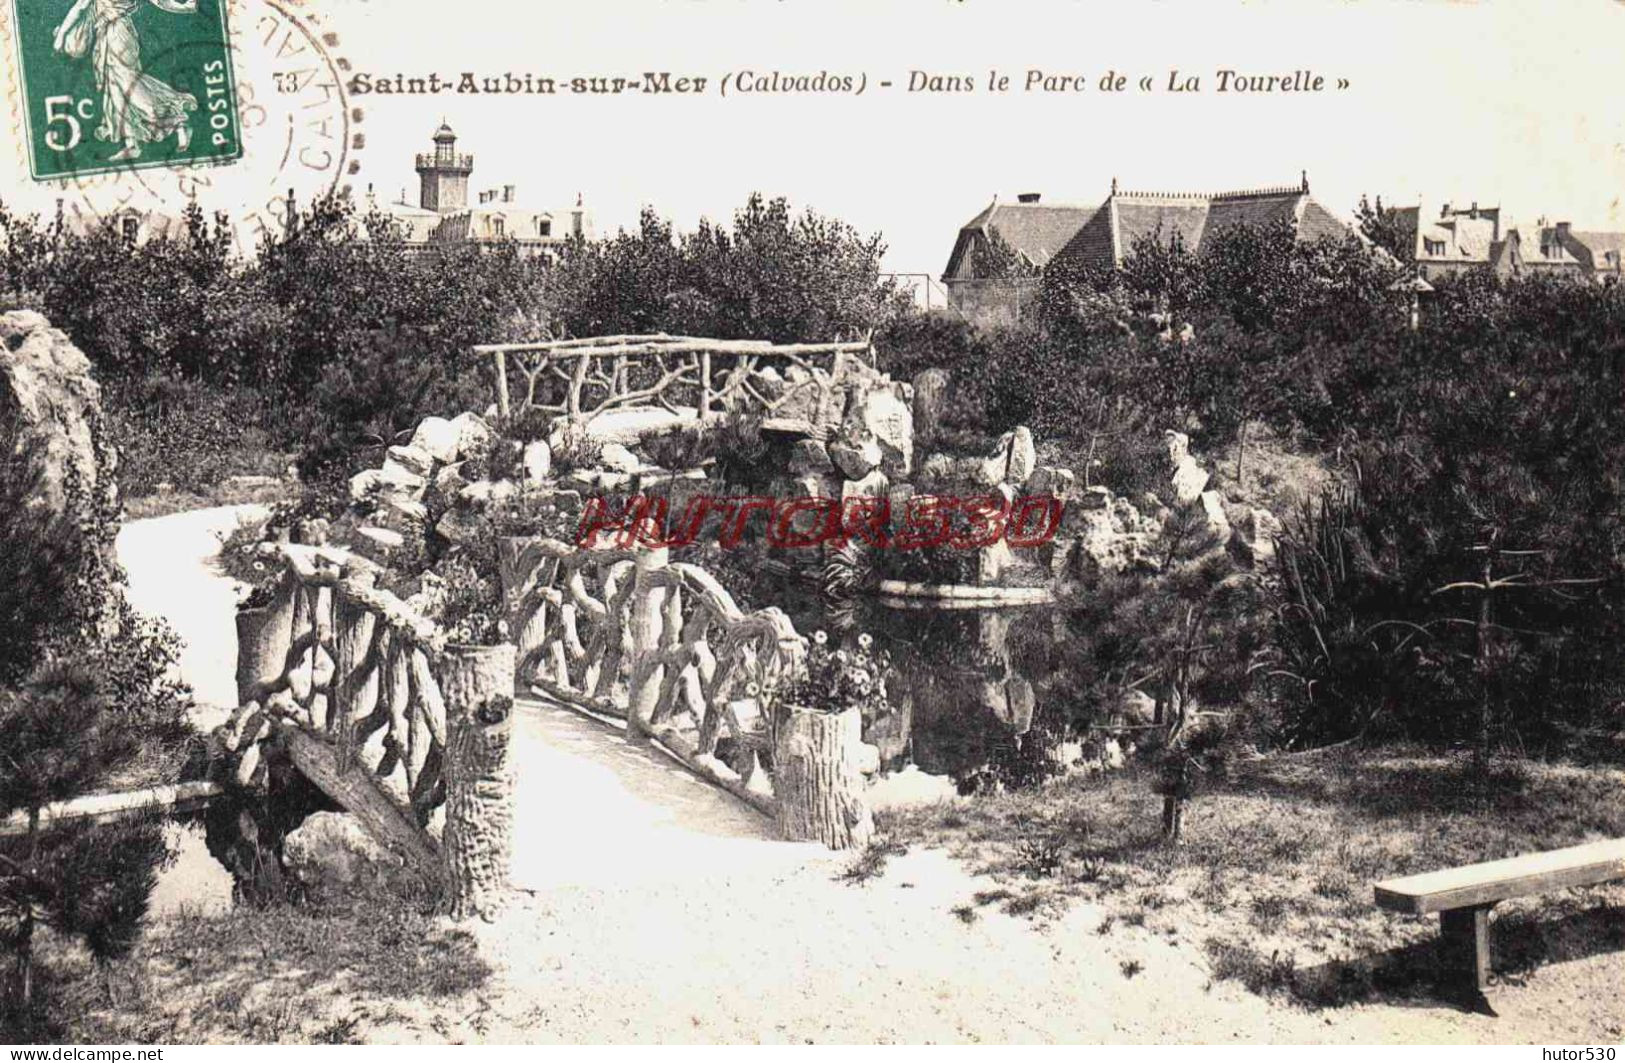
[459,479,516,506]
[282,812,398,897]
[409,416,461,464]
[1198,490,1233,547]
[597,442,641,473]
[448,411,494,458]
[1166,430,1210,504]
[840,382,914,478]
[349,464,425,503]
[522,440,551,483]
[1000,426,1036,487]
[0,309,111,522]
[841,469,890,503]
[385,443,435,479]
[829,436,882,480]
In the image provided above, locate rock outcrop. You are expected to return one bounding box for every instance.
[0,309,113,521]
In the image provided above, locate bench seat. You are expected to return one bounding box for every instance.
[1373,837,1625,996]
[1374,837,1625,915]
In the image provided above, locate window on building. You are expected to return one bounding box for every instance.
[492,216,505,237]
[537,218,551,237]
[121,216,140,243]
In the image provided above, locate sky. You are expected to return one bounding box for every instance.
[6,0,1625,277]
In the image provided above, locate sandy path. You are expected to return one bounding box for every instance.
[116,504,267,727]
[114,506,1623,1044]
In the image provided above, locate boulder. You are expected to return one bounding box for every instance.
[435,505,489,548]
[282,812,399,898]
[446,412,493,461]
[1070,491,1161,575]
[385,443,435,479]
[0,310,111,522]
[840,469,889,503]
[409,416,461,464]
[829,436,882,480]
[787,439,834,477]
[910,368,949,449]
[459,479,517,507]
[1232,506,1284,567]
[597,442,640,473]
[976,538,1015,585]
[1166,430,1209,504]
[1000,426,1036,487]
[1029,465,1076,501]
[522,440,551,484]
[1197,490,1233,548]
[433,461,470,497]
[349,464,425,503]
[839,382,914,478]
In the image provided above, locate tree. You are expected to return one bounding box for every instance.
[1356,194,1411,261]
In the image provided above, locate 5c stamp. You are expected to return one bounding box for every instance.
[8,0,241,180]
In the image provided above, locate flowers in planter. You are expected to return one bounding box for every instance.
[770,629,892,716]
[429,554,510,646]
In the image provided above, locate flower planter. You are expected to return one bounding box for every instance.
[773,704,875,850]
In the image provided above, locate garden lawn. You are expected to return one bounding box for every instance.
[878,747,1625,1012]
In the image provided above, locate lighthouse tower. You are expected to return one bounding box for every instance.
[415,121,473,213]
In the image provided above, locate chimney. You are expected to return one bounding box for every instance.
[1469,201,1479,219]
[503,184,516,203]
[572,192,584,237]
[1556,221,1572,236]
[1441,202,1451,218]
[1017,192,1041,204]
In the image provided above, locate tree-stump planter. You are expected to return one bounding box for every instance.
[438,642,517,921]
[773,705,874,850]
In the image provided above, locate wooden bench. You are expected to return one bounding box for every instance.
[1374,837,1625,992]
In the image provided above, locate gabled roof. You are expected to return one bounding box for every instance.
[944,199,1096,279]
[1052,180,1357,273]
[1568,231,1625,258]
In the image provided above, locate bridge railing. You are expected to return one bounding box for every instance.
[222,543,516,918]
[498,535,874,849]
[470,334,874,431]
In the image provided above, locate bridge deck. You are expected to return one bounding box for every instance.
[509,696,820,892]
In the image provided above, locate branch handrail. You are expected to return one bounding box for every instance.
[472,333,876,422]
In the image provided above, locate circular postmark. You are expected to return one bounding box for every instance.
[44,0,363,251]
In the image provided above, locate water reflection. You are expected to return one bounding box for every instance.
[761,579,1103,794]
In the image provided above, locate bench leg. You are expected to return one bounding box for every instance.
[1439,904,1494,992]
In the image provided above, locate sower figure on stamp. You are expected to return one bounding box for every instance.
[52,0,199,161]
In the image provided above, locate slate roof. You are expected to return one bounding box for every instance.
[1051,180,1358,273]
[944,200,1097,279]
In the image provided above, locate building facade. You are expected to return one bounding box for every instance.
[374,122,593,256]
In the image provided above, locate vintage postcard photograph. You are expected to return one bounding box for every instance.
[0,0,1623,1049]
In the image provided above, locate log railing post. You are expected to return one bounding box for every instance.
[439,642,517,921]
[773,705,875,850]
[699,349,713,416]
[493,349,511,419]
[334,571,380,769]
[625,544,670,741]
[234,570,298,707]
[498,537,552,683]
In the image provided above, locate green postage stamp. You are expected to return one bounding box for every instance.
[7,0,241,180]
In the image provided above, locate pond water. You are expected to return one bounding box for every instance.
[149,818,236,917]
[742,572,1108,796]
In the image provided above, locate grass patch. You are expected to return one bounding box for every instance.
[4,888,492,1044]
[837,837,909,885]
[880,748,1625,1010]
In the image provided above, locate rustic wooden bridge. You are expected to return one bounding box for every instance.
[472,333,876,436]
[216,534,875,919]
